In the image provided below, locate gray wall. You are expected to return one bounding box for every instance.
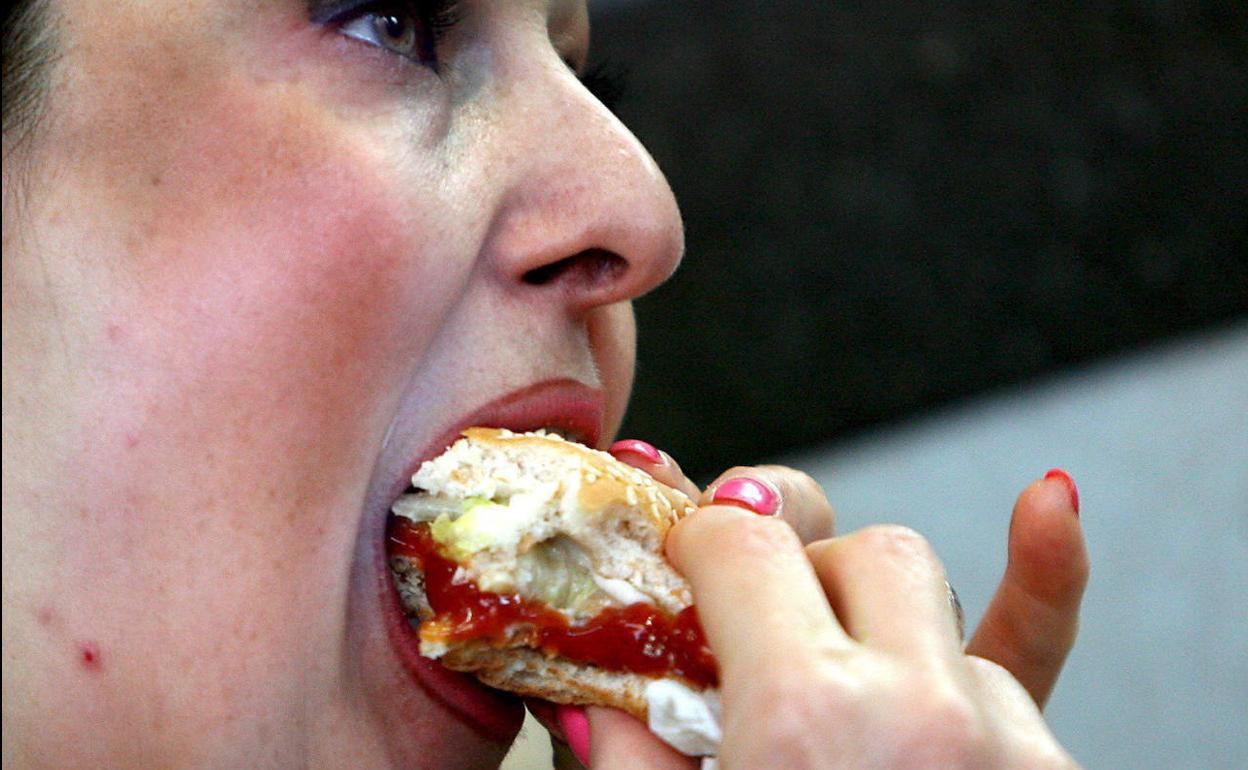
[781,324,1248,768]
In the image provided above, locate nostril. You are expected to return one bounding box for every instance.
[522,248,627,288]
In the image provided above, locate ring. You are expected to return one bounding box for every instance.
[946,580,965,642]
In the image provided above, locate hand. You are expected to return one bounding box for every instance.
[606,446,1087,708]
[562,445,1088,769]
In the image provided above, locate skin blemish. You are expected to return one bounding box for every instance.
[106,323,124,342]
[125,432,141,449]
[79,641,103,672]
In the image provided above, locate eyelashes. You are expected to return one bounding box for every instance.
[309,0,460,28]
[311,0,628,113]
[310,0,461,68]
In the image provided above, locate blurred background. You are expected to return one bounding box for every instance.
[507,1,1247,767]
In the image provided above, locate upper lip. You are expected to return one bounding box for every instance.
[392,377,607,500]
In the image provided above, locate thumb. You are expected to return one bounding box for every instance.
[581,706,695,769]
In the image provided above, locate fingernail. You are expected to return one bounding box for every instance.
[1044,468,1080,516]
[556,704,590,766]
[711,476,781,516]
[608,439,664,465]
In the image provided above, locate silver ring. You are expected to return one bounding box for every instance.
[946,580,965,642]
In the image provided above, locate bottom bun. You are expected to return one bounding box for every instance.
[441,643,650,720]
[392,554,653,719]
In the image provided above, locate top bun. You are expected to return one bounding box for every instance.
[402,427,699,615]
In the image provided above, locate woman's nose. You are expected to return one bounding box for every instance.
[478,59,685,315]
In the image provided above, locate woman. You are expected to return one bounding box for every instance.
[2,1,1089,767]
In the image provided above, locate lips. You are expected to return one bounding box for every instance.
[377,378,607,739]
[401,379,605,483]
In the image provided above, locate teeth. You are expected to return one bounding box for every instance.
[539,426,586,445]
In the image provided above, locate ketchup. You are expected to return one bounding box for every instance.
[389,517,718,688]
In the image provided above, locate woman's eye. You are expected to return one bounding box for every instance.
[340,10,423,60]
[313,1,461,68]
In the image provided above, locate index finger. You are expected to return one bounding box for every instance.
[665,503,853,685]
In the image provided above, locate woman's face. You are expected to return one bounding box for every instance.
[2,0,681,766]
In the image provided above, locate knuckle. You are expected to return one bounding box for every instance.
[678,501,803,561]
[716,465,762,485]
[858,524,937,563]
[712,513,801,559]
[965,654,1014,684]
[757,466,834,541]
[758,465,827,497]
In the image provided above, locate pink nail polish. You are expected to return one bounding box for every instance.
[712,476,780,516]
[1045,468,1080,516]
[556,704,590,766]
[608,439,664,465]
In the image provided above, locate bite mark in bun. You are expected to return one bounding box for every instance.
[388,428,718,720]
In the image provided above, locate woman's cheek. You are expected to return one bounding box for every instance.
[13,6,481,757]
[77,76,464,578]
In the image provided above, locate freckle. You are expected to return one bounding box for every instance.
[36,606,57,626]
[106,324,124,342]
[79,642,103,672]
[150,173,162,187]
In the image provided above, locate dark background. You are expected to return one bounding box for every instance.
[595,0,1248,480]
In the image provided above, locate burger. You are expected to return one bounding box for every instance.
[388,427,722,756]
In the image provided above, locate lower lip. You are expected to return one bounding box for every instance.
[377,518,525,740]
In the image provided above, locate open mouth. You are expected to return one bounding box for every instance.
[377,380,607,738]
[383,422,718,753]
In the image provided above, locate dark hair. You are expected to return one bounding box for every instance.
[3,0,54,145]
